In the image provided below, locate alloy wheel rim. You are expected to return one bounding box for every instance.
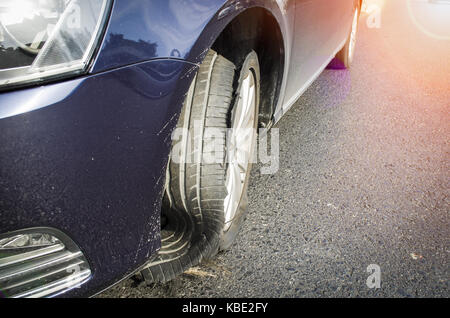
[223,72,257,232]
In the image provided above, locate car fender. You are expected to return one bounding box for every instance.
[93,0,291,74]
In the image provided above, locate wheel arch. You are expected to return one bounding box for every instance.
[185,3,287,128]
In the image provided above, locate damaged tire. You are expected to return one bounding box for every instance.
[140,49,260,283]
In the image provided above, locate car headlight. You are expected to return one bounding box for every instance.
[0,0,112,91]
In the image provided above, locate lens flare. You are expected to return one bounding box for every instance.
[407,0,450,40]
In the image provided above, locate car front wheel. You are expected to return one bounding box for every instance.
[141,49,260,283]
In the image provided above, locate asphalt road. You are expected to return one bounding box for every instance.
[99,1,449,298]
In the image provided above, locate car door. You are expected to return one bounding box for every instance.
[282,0,354,114]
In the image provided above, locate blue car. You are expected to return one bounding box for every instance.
[0,0,361,298]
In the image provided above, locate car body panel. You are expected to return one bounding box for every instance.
[280,0,355,119]
[92,0,294,120]
[0,59,197,296]
[92,0,292,72]
[0,0,357,297]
